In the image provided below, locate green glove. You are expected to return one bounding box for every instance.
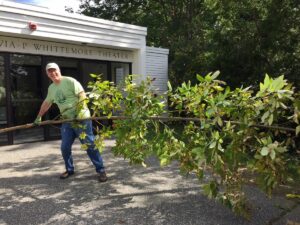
[33,116,42,126]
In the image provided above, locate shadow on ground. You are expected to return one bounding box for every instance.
[0,140,299,225]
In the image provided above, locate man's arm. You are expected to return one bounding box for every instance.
[33,100,52,125]
[78,91,88,107]
[78,91,86,101]
[37,100,52,117]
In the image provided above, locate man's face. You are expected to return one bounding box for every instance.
[47,68,61,83]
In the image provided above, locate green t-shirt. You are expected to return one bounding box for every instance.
[45,76,90,119]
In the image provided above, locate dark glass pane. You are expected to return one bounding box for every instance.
[111,63,130,86]
[10,54,44,144]
[82,61,107,88]
[81,61,108,127]
[46,59,80,81]
[0,54,8,144]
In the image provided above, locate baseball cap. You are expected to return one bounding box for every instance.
[46,62,60,71]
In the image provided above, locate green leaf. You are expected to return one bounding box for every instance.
[196,74,205,82]
[167,81,172,91]
[217,117,223,126]
[267,176,274,186]
[280,102,287,109]
[286,194,300,199]
[211,70,220,80]
[192,147,205,159]
[205,73,213,82]
[203,181,218,199]
[261,111,269,123]
[264,74,270,86]
[79,132,87,140]
[226,121,231,129]
[276,147,287,153]
[260,82,265,91]
[270,150,276,160]
[217,143,224,152]
[81,144,88,150]
[271,75,285,91]
[268,114,274,125]
[203,183,212,198]
[90,73,98,78]
[213,85,224,91]
[254,154,262,159]
[209,141,216,149]
[160,157,169,166]
[296,125,300,136]
[260,147,269,156]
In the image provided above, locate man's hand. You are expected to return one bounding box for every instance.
[33,116,42,126]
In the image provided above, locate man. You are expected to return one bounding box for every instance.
[34,62,107,182]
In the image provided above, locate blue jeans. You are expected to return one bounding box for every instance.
[60,120,105,173]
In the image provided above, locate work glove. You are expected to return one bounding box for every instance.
[33,116,42,126]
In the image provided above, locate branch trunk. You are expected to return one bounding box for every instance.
[0,116,296,134]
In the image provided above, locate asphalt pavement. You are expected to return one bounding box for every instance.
[0,139,299,225]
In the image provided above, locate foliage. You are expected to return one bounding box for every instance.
[112,76,166,164]
[78,0,300,88]
[86,73,299,217]
[86,74,123,151]
[168,71,299,216]
[87,73,123,118]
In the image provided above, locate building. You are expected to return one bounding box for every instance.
[0,0,169,145]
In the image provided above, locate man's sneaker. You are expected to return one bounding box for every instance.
[98,171,108,182]
[59,171,74,179]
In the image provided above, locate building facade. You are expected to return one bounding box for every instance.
[0,0,169,145]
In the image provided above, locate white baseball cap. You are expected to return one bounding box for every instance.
[46,62,60,71]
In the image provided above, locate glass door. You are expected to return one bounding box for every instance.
[111,62,131,86]
[81,61,108,127]
[10,54,44,144]
[81,61,108,88]
[0,54,9,144]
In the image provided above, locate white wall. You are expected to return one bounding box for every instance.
[0,0,147,75]
[146,47,169,94]
[0,0,147,49]
[0,1,169,80]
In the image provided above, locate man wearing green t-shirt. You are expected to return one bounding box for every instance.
[34,62,107,182]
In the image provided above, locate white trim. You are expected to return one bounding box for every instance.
[0,35,134,62]
[0,1,147,35]
[0,2,146,50]
[0,15,143,41]
[146,46,169,54]
[146,47,169,92]
[0,1,169,78]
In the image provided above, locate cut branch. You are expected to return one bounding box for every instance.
[0,116,296,134]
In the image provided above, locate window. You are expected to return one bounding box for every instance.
[10,54,44,143]
[111,62,131,86]
[0,54,8,143]
[0,53,131,145]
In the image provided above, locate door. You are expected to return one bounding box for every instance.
[0,54,9,144]
[10,54,44,144]
[81,61,108,88]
